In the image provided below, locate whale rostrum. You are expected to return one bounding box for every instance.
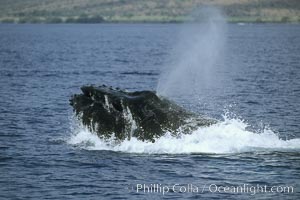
[70,85,216,142]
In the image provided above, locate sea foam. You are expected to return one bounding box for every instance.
[68,114,300,154]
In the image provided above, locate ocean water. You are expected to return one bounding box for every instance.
[0,24,299,199]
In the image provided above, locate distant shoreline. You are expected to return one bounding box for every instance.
[1,0,299,25]
[0,17,299,24]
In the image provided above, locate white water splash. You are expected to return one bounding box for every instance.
[68,115,300,154]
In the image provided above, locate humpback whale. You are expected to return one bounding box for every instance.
[70,85,216,142]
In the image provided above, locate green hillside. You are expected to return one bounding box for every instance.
[0,0,299,23]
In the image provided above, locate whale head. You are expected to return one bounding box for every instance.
[70,85,216,142]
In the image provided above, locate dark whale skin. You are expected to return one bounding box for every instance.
[70,85,216,142]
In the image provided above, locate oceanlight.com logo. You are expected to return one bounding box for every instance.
[129,184,294,196]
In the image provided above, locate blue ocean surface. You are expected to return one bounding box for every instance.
[0,23,299,199]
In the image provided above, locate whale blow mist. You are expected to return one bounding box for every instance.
[157,7,226,105]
